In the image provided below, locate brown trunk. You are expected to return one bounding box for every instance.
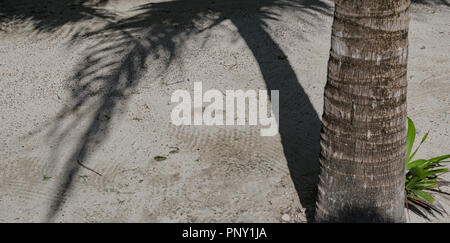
[315,0,410,222]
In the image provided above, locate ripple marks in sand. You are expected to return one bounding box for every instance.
[0,157,65,216]
[168,124,290,176]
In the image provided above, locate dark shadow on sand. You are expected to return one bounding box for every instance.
[1,0,331,222]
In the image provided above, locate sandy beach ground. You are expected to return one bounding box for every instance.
[0,0,449,222]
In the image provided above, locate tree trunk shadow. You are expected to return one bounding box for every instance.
[231,17,321,222]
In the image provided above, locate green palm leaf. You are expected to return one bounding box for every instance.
[406,117,416,163]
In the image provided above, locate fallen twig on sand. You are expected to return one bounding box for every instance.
[77,160,103,176]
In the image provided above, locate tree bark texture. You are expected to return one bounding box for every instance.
[315,0,410,222]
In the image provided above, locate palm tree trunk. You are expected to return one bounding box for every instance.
[315,0,411,222]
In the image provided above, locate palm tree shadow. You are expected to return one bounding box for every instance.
[1,0,330,222]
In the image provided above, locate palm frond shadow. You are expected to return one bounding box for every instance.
[2,0,332,222]
[0,0,114,35]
